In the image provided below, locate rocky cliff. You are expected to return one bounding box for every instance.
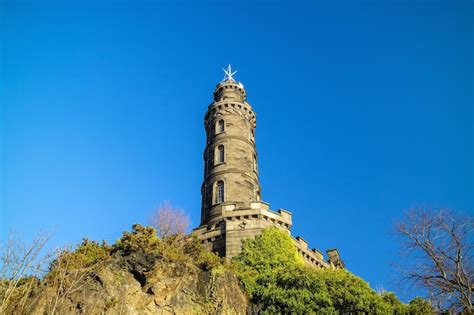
[29,251,248,314]
[3,225,249,315]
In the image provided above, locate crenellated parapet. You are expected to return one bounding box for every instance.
[194,201,293,257]
[204,101,257,129]
[194,200,343,269]
[326,248,345,269]
[293,236,331,269]
[213,81,246,102]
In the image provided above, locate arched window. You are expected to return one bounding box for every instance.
[253,155,257,172]
[218,145,225,163]
[216,181,224,203]
[217,120,225,133]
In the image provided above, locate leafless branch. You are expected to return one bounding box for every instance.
[0,230,52,314]
[394,207,473,313]
[149,201,190,241]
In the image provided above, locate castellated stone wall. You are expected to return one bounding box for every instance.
[194,201,340,269]
[194,201,291,257]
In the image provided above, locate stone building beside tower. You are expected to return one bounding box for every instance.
[193,66,344,269]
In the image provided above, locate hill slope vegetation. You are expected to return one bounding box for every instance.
[1,225,432,314]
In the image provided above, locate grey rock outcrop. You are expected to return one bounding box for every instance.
[29,253,248,314]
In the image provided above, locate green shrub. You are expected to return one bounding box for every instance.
[73,239,112,267]
[234,227,303,273]
[381,291,408,314]
[114,224,161,255]
[113,225,222,271]
[252,265,334,314]
[48,239,111,273]
[233,227,413,314]
[183,235,222,270]
[318,269,392,314]
[407,297,434,314]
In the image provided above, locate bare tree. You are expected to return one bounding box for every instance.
[395,208,473,313]
[1,232,110,314]
[0,231,51,314]
[149,202,190,240]
[45,245,109,315]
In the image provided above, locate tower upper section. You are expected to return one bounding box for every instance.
[200,68,261,225]
[213,81,246,103]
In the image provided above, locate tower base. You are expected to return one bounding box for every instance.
[193,201,344,269]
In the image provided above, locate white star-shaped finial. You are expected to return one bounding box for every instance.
[222,64,238,82]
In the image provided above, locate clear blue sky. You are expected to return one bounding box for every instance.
[1,0,472,301]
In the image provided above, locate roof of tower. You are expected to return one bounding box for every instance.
[213,81,246,102]
[213,65,246,102]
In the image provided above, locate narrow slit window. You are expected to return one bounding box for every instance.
[218,120,225,133]
[218,145,225,163]
[216,181,224,203]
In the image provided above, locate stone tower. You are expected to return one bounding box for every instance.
[200,69,261,226]
[194,66,344,269]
